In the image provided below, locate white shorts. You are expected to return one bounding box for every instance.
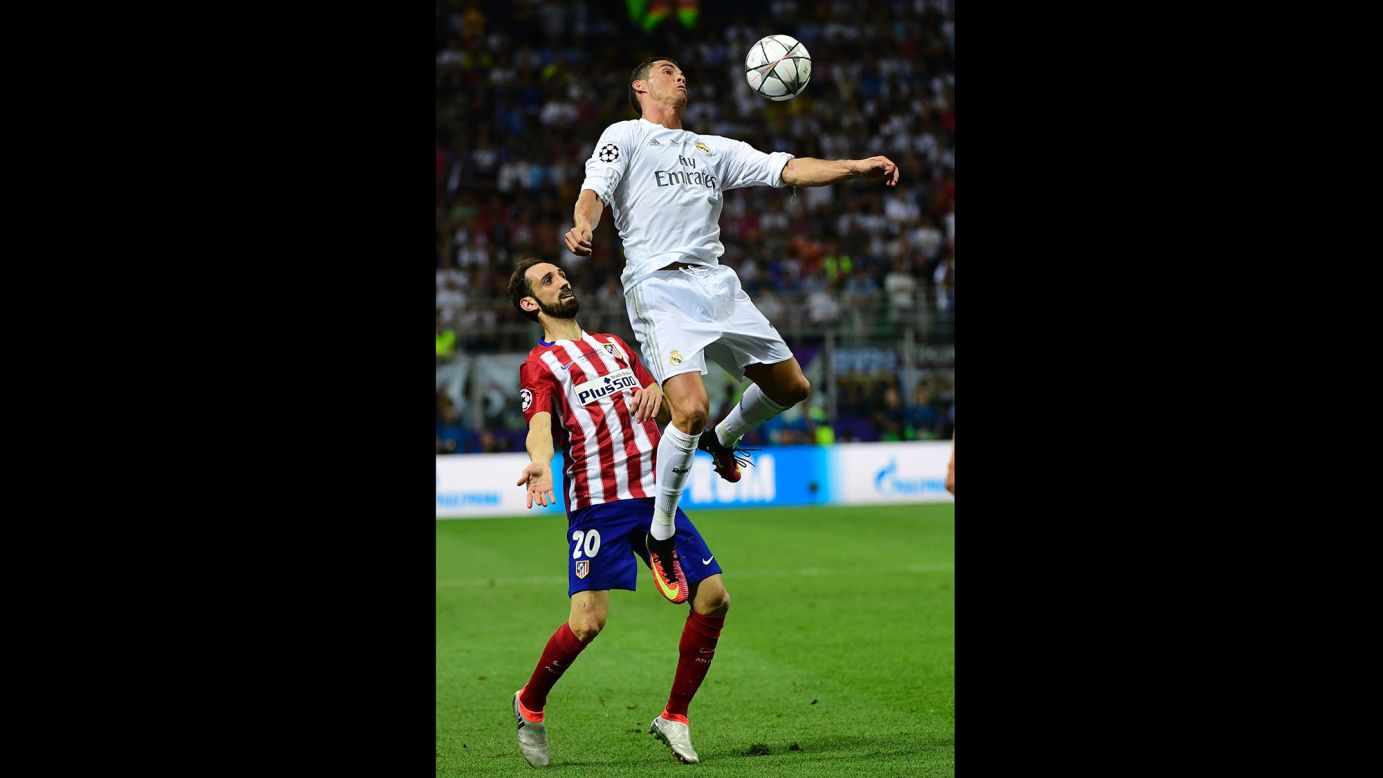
[624,263,795,385]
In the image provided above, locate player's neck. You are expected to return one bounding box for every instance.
[541,317,582,342]
[641,105,683,130]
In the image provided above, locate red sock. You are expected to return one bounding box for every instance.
[664,611,725,720]
[520,623,589,713]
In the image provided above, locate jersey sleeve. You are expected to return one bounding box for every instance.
[721,138,795,191]
[580,122,633,205]
[616,336,658,388]
[519,358,555,424]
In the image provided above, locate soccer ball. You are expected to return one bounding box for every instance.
[744,34,812,102]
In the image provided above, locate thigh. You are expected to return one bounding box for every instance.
[716,272,795,376]
[742,356,807,396]
[662,371,711,416]
[625,272,723,385]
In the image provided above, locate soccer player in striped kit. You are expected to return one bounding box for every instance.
[508,257,728,766]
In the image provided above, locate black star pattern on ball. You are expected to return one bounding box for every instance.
[597,143,620,163]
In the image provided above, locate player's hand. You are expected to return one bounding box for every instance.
[857,155,900,187]
[629,383,662,424]
[516,462,556,508]
[945,453,954,495]
[564,224,594,256]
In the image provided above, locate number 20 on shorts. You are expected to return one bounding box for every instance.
[571,529,602,559]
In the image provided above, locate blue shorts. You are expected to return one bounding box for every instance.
[566,497,724,597]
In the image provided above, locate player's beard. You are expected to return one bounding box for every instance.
[540,291,580,319]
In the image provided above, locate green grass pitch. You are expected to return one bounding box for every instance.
[437,503,954,776]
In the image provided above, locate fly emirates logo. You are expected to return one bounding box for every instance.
[573,368,640,405]
[654,155,717,190]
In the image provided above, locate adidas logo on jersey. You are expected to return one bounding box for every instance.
[649,138,661,146]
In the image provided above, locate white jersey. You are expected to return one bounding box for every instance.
[580,118,795,290]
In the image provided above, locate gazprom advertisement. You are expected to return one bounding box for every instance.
[437,442,951,519]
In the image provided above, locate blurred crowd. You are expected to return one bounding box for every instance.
[436,0,954,452]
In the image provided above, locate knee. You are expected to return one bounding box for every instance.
[672,405,708,435]
[699,589,730,618]
[569,614,605,643]
[778,376,810,407]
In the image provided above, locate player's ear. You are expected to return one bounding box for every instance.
[521,296,539,314]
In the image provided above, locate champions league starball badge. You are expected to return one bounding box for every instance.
[598,143,620,163]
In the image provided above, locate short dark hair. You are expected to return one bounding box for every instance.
[629,56,679,114]
[509,257,549,322]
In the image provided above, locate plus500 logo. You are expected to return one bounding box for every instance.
[574,368,639,405]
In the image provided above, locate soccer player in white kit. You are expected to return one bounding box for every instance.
[564,56,900,544]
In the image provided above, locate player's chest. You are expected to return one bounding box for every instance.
[564,364,639,407]
[552,350,639,407]
[632,137,725,190]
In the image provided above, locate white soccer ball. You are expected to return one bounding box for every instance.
[744,34,812,102]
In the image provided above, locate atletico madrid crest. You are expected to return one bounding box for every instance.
[575,560,589,579]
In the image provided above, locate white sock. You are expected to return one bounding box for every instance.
[652,423,700,540]
[715,383,791,447]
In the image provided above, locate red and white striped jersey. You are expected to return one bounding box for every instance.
[520,331,660,512]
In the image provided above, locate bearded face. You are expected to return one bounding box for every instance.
[538,286,580,319]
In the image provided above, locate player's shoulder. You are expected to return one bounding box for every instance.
[586,331,631,347]
[581,330,619,349]
[593,120,645,162]
[599,119,645,139]
[524,343,561,368]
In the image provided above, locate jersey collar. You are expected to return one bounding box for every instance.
[539,330,587,347]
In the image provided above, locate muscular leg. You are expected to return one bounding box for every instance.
[662,372,711,434]
[519,591,607,713]
[650,372,709,537]
[715,357,812,447]
[665,574,729,720]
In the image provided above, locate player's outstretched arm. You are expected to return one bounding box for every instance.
[564,189,605,256]
[781,156,900,187]
[516,412,557,508]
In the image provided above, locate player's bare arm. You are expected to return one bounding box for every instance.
[629,382,663,424]
[516,411,557,508]
[781,155,900,187]
[564,189,605,256]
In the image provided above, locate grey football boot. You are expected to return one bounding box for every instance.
[512,690,551,767]
[649,714,700,764]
